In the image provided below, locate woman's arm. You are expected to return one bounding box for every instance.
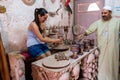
[29,22,61,43]
[40,23,48,37]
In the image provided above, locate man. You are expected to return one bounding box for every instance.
[78,6,120,80]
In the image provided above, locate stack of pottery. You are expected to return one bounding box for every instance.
[80,49,99,80]
[70,39,95,59]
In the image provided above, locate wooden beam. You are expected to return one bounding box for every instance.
[0,33,10,80]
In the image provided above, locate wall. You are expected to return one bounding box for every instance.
[105,0,120,17]
[0,0,73,53]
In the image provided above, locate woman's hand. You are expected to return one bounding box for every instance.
[54,38,63,43]
[52,38,63,46]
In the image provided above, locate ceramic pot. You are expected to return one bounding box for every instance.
[70,44,79,59]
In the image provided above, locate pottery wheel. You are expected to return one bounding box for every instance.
[52,44,69,51]
[42,56,70,69]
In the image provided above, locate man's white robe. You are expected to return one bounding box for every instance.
[86,18,120,80]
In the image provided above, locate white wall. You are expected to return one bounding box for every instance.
[105,0,120,17]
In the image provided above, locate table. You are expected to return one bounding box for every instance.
[32,47,97,80]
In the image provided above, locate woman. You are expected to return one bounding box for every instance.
[27,8,62,60]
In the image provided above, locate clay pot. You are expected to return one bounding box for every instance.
[71,64,80,80]
[90,39,94,48]
[70,44,79,53]
[22,0,35,6]
[79,43,84,55]
[59,72,70,80]
[70,44,79,59]
[71,52,78,59]
[82,39,90,52]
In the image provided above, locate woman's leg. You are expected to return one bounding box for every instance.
[35,54,46,60]
[45,51,51,57]
[36,51,51,60]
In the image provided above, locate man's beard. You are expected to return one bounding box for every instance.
[102,16,112,21]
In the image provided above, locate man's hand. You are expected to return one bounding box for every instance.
[76,32,87,41]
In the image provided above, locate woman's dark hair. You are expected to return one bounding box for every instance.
[34,8,48,33]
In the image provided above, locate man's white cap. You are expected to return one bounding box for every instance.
[103,5,112,11]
